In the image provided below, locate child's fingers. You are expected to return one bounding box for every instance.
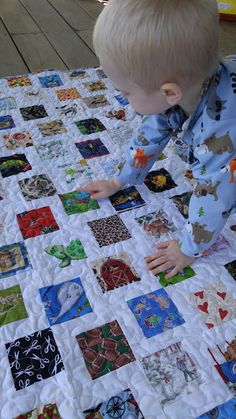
[151,262,174,276]
[80,182,98,192]
[144,251,165,262]
[165,265,180,279]
[146,256,167,270]
[156,241,172,249]
[90,191,106,200]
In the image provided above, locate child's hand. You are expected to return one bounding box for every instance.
[80,179,123,199]
[145,239,195,279]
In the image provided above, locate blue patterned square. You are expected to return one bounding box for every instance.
[0,115,15,130]
[115,95,129,106]
[39,75,63,88]
[197,398,236,418]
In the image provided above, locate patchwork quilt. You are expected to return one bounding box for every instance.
[0,67,236,419]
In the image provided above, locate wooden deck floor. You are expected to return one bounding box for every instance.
[0,1,235,78]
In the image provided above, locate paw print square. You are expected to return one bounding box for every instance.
[88,215,131,247]
[75,138,109,159]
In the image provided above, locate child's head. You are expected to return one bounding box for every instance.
[93,0,219,114]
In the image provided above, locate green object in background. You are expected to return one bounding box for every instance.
[0,284,28,327]
[158,266,196,287]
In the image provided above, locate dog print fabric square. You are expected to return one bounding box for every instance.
[59,190,99,215]
[37,120,67,137]
[14,403,62,419]
[141,342,201,406]
[197,399,236,419]
[0,242,31,279]
[0,284,28,327]
[76,320,135,380]
[56,88,80,101]
[17,206,59,239]
[75,138,109,159]
[91,252,140,292]
[7,76,32,88]
[6,328,64,390]
[3,131,34,149]
[83,388,144,419]
[75,118,106,135]
[82,95,110,108]
[158,266,196,287]
[84,81,107,92]
[0,154,32,177]
[189,284,236,329]
[18,174,57,201]
[225,260,236,280]
[109,186,146,212]
[170,192,192,219]
[44,238,87,268]
[39,277,92,326]
[39,74,63,88]
[36,140,69,160]
[20,105,48,121]
[127,289,185,338]
[88,215,131,247]
[144,169,177,193]
[0,115,15,130]
[135,210,176,239]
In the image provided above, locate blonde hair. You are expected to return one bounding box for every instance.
[93,0,220,90]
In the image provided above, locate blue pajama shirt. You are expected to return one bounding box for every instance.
[116,58,236,257]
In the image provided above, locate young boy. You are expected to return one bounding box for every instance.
[81,0,236,279]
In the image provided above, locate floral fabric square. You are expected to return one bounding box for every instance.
[83,388,144,419]
[225,260,236,280]
[189,284,236,328]
[76,320,135,380]
[0,242,31,279]
[7,76,32,88]
[84,81,107,91]
[44,238,87,268]
[39,74,63,88]
[75,138,109,159]
[56,88,80,101]
[141,342,201,406]
[37,119,67,137]
[75,118,106,135]
[158,266,196,287]
[20,105,48,121]
[127,288,185,338]
[6,328,64,390]
[59,190,99,215]
[36,140,69,160]
[0,115,15,130]
[135,210,176,239]
[0,154,32,177]
[14,403,62,419]
[91,252,140,292]
[88,215,131,247]
[197,399,236,419]
[39,277,92,325]
[109,186,146,212]
[0,97,17,113]
[18,174,57,201]
[0,284,28,327]
[3,131,34,149]
[170,192,192,219]
[144,169,177,193]
[82,95,110,108]
[17,206,59,239]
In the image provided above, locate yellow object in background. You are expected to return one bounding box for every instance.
[217,1,236,20]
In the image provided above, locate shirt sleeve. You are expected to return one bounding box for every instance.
[180,119,236,257]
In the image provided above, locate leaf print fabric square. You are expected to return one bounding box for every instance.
[91,252,140,292]
[59,190,99,215]
[39,74,63,88]
[109,186,146,212]
[14,402,62,419]
[44,238,87,268]
[17,206,59,239]
[197,398,236,419]
[0,242,31,279]
[6,328,64,390]
[0,284,28,327]
[144,169,177,193]
[83,388,144,419]
[158,266,196,287]
[135,210,176,239]
[76,320,135,380]
[170,192,192,219]
[3,131,34,149]
[18,174,57,201]
[225,260,236,280]
[39,277,92,325]
[75,118,106,135]
[20,105,48,121]
[88,215,131,247]
[0,154,32,178]
[7,76,32,88]
[36,140,69,160]
[0,115,15,130]
[75,138,109,159]
[127,289,185,338]
[84,81,107,91]
[82,95,110,108]
[189,284,236,329]
[56,88,80,101]
[141,342,201,406]
[37,120,67,137]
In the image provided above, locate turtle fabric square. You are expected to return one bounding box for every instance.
[170,192,192,219]
[127,288,185,338]
[0,154,32,178]
[14,402,62,419]
[6,328,64,390]
[135,210,176,239]
[144,169,177,192]
[75,138,109,159]
[225,260,236,280]
[109,186,146,212]
[56,88,80,101]
[88,215,131,247]
[44,238,87,268]
[3,131,34,149]
[75,118,106,135]
[0,115,15,130]
[0,242,31,279]
[91,252,140,292]
[38,74,63,88]
[18,174,57,201]
[37,120,67,137]
[59,190,99,215]
[0,284,28,327]
[20,105,48,121]
[16,206,59,239]
[76,320,135,380]
[7,76,32,88]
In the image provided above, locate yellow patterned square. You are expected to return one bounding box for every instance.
[56,88,81,101]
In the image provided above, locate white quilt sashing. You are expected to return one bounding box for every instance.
[0,68,236,419]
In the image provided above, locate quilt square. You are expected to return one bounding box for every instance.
[127,289,185,338]
[20,105,48,121]
[135,210,176,238]
[115,94,129,106]
[56,88,80,101]
[225,260,236,280]
[3,131,34,149]
[0,154,32,178]
[106,109,126,121]
[189,284,236,329]
[57,159,93,185]
[18,174,57,201]
[109,186,146,212]
[7,76,32,88]
[141,341,201,406]
[0,242,31,279]
[36,140,69,160]
[144,169,177,193]
[76,320,135,380]
[44,238,87,268]
[83,388,144,419]
[84,81,107,91]
[109,124,133,145]
[96,69,107,79]
[17,206,59,239]
[103,158,120,177]
[0,284,28,327]
[14,402,62,419]
[91,252,140,292]
[70,69,88,78]
[202,235,229,257]
[39,277,92,325]
[37,119,67,137]
[158,266,196,287]
[75,138,109,159]
[39,74,63,88]
[0,115,15,130]
[82,95,110,108]
[6,328,64,390]
[0,97,17,113]
[170,192,192,219]
[197,399,236,419]
[88,215,131,247]
[75,118,106,135]
[59,190,99,215]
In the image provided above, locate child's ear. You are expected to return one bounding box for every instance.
[160,82,182,106]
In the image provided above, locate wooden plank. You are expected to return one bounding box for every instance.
[220,21,236,57]
[0,0,40,34]
[77,30,95,53]
[48,0,95,31]
[74,0,103,20]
